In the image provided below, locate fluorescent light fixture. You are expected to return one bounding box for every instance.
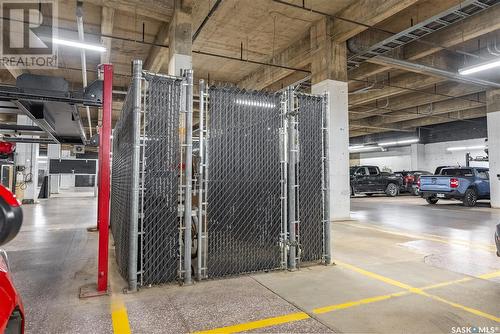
[235,99,276,108]
[378,138,419,147]
[349,145,383,152]
[446,145,485,152]
[52,38,107,52]
[458,58,500,75]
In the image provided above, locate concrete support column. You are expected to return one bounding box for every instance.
[168,0,192,76]
[487,89,500,208]
[47,144,61,194]
[15,115,39,203]
[310,17,350,222]
[410,144,425,171]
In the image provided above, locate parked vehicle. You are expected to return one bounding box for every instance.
[0,185,24,334]
[394,170,432,196]
[496,223,500,257]
[350,166,403,197]
[419,167,490,207]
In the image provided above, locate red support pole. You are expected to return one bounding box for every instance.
[97,64,113,293]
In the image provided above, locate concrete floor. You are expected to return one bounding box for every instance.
[4,195,500,333]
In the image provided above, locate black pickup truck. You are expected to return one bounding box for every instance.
[350,165,403,197]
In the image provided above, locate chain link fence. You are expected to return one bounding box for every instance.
[296,93,327,263]
[110,84,135,281]
[207,87,284,277]
[139,73,183,285]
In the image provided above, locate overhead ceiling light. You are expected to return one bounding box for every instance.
[52,38,106,52]
[458,58,500,75]
[378,138,419,147]
[349,145,384,153]
[446,145,485,152]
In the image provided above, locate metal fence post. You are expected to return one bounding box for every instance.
[197,79,205,281]
[128,59,142,292]
[287,87,297,270]
[183,69,194,285]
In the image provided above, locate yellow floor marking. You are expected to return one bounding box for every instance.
[335,260,500,323]
[336,221,496,252]
[111,297,131,334]
[477,271,500,280]
[193,312,310,334]
[194,268,500,333]
[313,291,408,314]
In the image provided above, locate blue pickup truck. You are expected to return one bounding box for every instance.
[419,167,490,207]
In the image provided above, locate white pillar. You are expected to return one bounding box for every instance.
[487,111,500,208]
[47,144,61,194]
[410,143,425,171]
[15,115,39,204]
[168,54,192,76]
[167,0,192,76]
[312,79,350,221]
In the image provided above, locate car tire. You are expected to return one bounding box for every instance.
[426,197,439,205]
[463,188,478,207]
[385,183,399,197]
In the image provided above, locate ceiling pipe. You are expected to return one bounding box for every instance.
[76,1,93,138]
[374,56,500,89]
[192,0,223,43]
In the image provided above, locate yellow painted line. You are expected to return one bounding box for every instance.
[193,312,310,334]
[194,268,500,333]
[111,297,131,334]
[335,260,500,323]
[336,221,496,252]
[420,277,473,290]
[477,271,500,280]
[313,291,407,314]
[334,260,414,290]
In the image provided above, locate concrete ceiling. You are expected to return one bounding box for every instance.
[0,0,499,142]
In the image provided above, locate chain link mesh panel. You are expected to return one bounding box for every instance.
[297,93,326,263]
[110,86,135,280]
[207,87,283,277]
[140,74,182,285]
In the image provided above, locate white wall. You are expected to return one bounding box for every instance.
[423,138,488,172]
[356,138,489,172]
[359,146,411,172]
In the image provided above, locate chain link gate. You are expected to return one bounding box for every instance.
[205,87,284,277]
[296,92,329,263]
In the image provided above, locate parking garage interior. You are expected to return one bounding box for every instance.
[0,0,500,333]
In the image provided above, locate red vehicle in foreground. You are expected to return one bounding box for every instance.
[0,185,24,333]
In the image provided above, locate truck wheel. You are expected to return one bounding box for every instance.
[463,188,478,207]
[426,197,439,204]
[385,183,399,197]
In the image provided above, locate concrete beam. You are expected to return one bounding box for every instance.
[100,7,115,64]
[351,93,485,127]
[310,18,347,84]
[168,0,192,76]
[239,32,310,90]
[350,107,486,137]
[350,81,484,120]
[349,72,444,105]
[84,0,173,22]
[144,23,170,72]
[239,0,417,90]
[331,0,419,42]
